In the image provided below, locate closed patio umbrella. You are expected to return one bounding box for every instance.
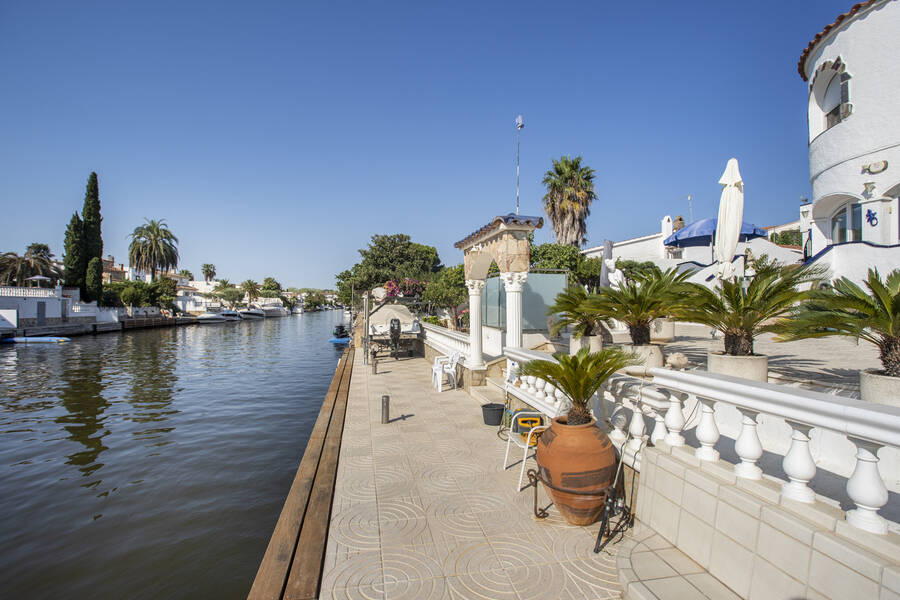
[714,158,744,279]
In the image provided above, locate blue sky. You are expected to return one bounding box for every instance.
[0,1,853,288]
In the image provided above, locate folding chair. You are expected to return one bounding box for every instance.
[503,411,550,491]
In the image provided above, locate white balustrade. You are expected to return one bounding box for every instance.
[651,367,900,535]
[422,323,473,367]
[0,286,60,298]
[503,347,571,418]
[664,391,688,446]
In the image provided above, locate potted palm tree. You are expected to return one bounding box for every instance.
[585,267,693,371]
[518,347,637,525]
[548,285,608,355]
[776,268,899,405]
[678,260,823,382]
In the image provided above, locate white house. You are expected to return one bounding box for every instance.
[798,0,900,281]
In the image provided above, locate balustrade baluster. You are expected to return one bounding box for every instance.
[627,403,646,453]
[781,421,816,503]
[734,408,763,480]
[695,398,720,461]
[525,375,536,394]
[664,391,687,447]
[534,378,546,399]
[649,406,666,446]
[845,437,889,534]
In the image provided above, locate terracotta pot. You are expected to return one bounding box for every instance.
[535,417,617,526]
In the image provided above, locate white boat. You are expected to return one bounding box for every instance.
[291,305,303,315]
[260,305,286,318]
[219,310,242,321]
[239,308,265,319]
[197,312,227,323]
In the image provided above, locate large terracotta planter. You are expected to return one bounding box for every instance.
[707,352,768,382]
[860,369,900,407]
[535,417,617,526]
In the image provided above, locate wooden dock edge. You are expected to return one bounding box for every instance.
[248,347,354,600]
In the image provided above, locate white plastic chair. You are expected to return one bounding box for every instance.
[503,411,550,491]
[431,354,452,388]
[432,352,461,392]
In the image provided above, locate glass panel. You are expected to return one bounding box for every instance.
[522,272,568,331]
[482,275,504,329]
[831,208,847,243]
[851,203,862,241]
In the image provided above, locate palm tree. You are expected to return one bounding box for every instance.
[0,245,61,285]
[586,267,694,346]
[241,279,260,302]
[128,219,179,281]
[776,268,900,377]
[202,263,216,282]
[518,348,637,425]
[679,261,824,356]
[548,285,604,339]
[541,155,597,248]
[178,269,194,280]
[215,278,232,290]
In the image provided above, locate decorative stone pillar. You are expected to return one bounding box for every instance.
[500,271,527,350]
[465,279,485,369]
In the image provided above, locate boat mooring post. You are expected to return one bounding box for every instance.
[381,395,390,424]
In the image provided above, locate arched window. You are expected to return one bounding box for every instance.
[808,58,851,141]
[830,202,861,243]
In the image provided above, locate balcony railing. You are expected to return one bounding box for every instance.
[421,323,472,366]
[502,345,899,536]
[0,286,60,298]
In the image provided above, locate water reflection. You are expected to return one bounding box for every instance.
[56,345,109,480]
[123,331,179,439]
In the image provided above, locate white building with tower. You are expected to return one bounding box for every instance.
[798,0,900,279]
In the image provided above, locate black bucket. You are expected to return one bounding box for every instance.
[481,403,505,426]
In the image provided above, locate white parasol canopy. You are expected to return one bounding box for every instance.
[714,158,744,279]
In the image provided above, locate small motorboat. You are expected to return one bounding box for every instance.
[329,324,351,344]
[219,310,242,321]
[238,308,266,319]
[2,336,71,343]
[197,312,227,323]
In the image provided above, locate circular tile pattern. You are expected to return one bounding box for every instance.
[381,547,443,583]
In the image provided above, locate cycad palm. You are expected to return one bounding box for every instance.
[776,268,900,376]
[680,262,823,356]
[548,285,604,338]
[242,279,260,302]
[542,155,597,248]
[517,347,637,425]
[128,219,179,281]
[586,267,693,345]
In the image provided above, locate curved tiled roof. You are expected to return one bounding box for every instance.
[454,213,543,249]
[798,0,879,81]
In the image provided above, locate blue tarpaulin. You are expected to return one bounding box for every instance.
[663,218,767,248]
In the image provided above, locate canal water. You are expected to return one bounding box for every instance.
[0,311,348,599]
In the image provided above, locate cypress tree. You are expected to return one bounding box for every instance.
[82,172,103,265]
[63,212,86,292]
[85,257,103,304]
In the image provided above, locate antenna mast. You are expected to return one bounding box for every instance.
[515,115,524,215]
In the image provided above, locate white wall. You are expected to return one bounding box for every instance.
[0,297,62,320]
[808,242,900,286]
[0,309,16,328]
[803,0,900,255]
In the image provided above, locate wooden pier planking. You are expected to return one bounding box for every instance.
[248,347,354,600]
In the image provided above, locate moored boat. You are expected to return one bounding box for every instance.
[219,310,242,321]
[197,312,227,323]
[238,308,266,319]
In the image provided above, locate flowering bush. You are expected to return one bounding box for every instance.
[384,278,427,298]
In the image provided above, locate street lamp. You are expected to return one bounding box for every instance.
[515,115,524,215]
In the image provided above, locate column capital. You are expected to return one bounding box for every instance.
[500,271,528,292]
[465,279,485,295]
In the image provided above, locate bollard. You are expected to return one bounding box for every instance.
[381,395,390,424]
[371,357,377,375]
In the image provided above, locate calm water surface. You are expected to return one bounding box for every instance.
[0,311,347,599]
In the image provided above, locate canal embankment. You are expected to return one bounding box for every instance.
[0,316,199,340]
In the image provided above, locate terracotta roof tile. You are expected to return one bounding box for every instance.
[454,213,543,249]
[798,0,880,81]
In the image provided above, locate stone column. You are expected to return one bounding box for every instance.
[500,271,528,350]
[465,279,485,369]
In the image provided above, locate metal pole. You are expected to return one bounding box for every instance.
[688,194,693,223]
[381,395,390,424]
[363,294,369,364]
[516,129,521,216]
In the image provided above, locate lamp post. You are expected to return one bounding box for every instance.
[515,115,524,215]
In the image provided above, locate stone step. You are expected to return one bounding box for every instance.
[469,382,506,406]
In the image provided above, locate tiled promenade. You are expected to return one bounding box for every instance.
[320,351,627,599]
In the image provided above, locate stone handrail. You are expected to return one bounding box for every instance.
[649,367,900,535]
[503,346,572,418]
[421,323,473,366]
[0,286,59,298]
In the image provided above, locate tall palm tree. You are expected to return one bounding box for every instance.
[178,269,194,280]
[201,263,216,282]
[215,278,231,290]
[241,279,260,302]
[128,219,179,281]
[542,155,597,248]
[0,245,61,285]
